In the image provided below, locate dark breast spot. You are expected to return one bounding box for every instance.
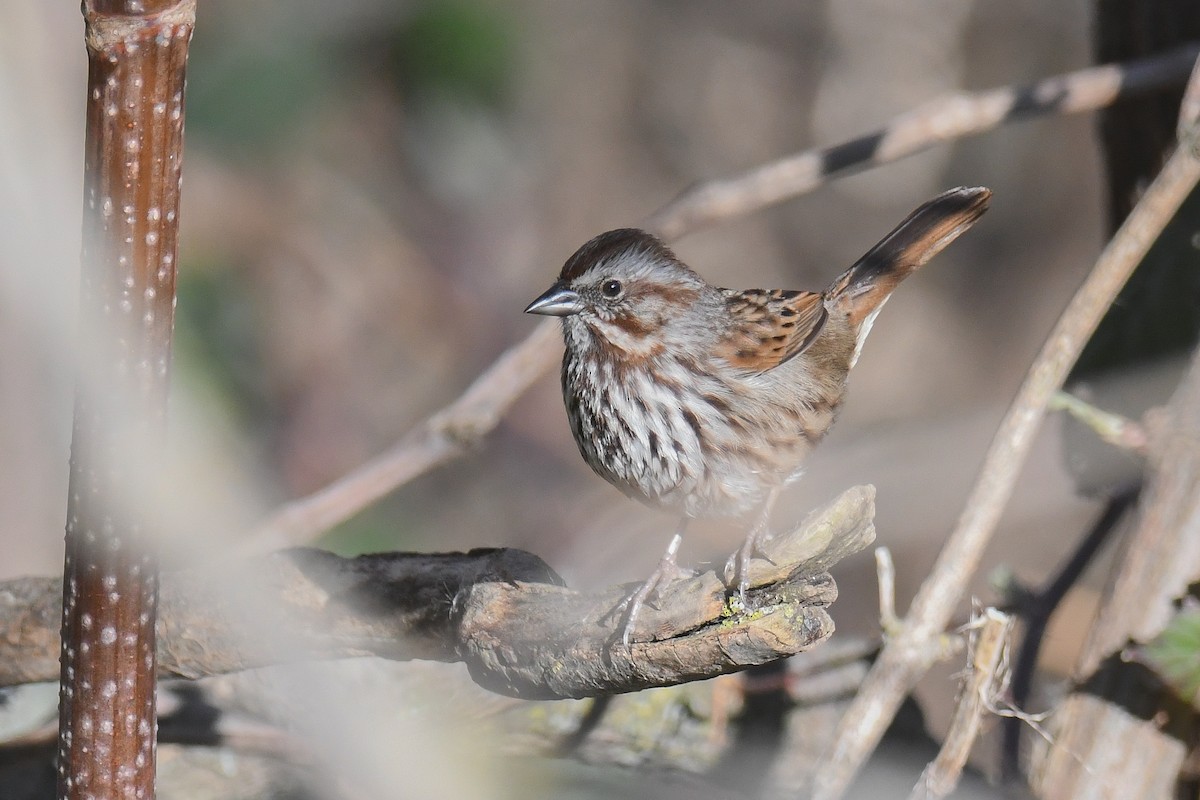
[682,408,715,455]
[702,393,731,415]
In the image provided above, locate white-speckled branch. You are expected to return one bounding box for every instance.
[59,2,195,798]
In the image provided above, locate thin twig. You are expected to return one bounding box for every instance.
[876,547,898,633]
[1178,54,1200,143]
[909,608,1014,800]
[246,46,1200,551]
[1050,390,1149,453]
[248,319,562,552]
[810,91,1200,800]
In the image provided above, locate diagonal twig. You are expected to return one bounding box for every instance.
[247,45,1200,552]
[810,57,1200,800]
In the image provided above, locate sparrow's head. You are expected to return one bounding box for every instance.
[525,229,713,357]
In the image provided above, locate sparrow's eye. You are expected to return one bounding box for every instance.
[601,279,623,299]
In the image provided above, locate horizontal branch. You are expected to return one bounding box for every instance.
[2,487,874,700]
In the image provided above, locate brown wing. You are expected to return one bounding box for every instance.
[715,288,828,374]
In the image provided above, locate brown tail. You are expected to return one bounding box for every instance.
[827,186,991,325]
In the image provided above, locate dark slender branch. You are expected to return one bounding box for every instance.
[999,483,1140,783]
[60,3,194,798]
[4,487,875,701]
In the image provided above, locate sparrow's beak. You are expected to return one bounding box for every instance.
[524,283,583,317]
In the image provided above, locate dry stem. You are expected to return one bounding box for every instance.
[908,609,1014,800]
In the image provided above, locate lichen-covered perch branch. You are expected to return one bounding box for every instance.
[1,487,874,701]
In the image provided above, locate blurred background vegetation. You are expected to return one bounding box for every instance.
[4,1,1196,793]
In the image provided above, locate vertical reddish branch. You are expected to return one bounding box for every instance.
[58,2,194,799]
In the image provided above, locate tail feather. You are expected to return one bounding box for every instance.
[828,186,991,326]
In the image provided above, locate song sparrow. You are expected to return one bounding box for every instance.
[526,186,991,644]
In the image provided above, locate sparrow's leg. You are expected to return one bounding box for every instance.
[619,518,689,646]
[732,485,782,602]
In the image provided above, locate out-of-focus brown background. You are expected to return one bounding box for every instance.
[3,0,1131,752]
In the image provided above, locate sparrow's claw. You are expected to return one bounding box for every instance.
[614,529,687,646]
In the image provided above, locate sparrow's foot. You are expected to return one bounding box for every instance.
[727,487,783,604]
[729,525,774,602]
[616,530,689,646]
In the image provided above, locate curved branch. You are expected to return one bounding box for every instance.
[2,487,875,701]
[245,46,1199,551]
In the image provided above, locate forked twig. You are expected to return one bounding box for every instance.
[908,609,1014,800]
[247,46,1200,550]
[1050,391,1149,453]
[810,59,1200,800]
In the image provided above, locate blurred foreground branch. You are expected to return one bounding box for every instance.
[810,61,1200,800]
[247,45,1199,552]
[61,2,196,798]
[1,487,874,701]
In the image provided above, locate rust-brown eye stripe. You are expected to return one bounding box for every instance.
[609,311,654,337]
